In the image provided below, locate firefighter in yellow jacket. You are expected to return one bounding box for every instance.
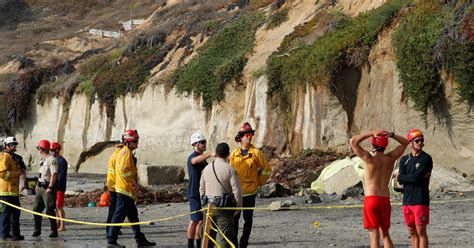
[105,138,123,235]
[106,130,155,247]
[0,137,24,241]
[230,122,271,248]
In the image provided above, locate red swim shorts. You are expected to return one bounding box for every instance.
[56,191,65,208]
[403,205,430,226]
[364,196,391,230]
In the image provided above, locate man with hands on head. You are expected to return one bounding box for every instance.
[350,130,408,248]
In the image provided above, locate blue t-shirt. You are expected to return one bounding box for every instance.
[56,156,68,192]
[187,151,208,198]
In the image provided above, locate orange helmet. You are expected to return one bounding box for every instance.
[38,140,51,150]
[50,142,62,151]
[123,129,139,142]
[238,122,255,136]
[407,129,423,142]
[370,135,388,148]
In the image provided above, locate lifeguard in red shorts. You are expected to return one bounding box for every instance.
[51,142,68,232]
[397,129,432,248]
[350,130,408,248]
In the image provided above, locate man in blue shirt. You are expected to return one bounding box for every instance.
[187,133,214,248]
[50,142,68,232]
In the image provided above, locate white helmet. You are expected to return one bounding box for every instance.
[3,137,18,146]
[190,133,206,145]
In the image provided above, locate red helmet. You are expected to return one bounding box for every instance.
[238,122,255,136]
[123,129,139,142]
[407,129,423,142]
[370,135,388,148]
[38,140,51,150]
[50,142,62,151]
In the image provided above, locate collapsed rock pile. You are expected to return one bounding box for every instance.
[269,149,343,192]
[64,185,187,208]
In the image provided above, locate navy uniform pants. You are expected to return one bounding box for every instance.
[0,196,21,238]
[106,193,145,243]
[105,191,118,234]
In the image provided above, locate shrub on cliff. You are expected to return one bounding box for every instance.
[173,12,265,109]
[93,46,169,119]
[393,3,449,116]
[266,7,289,30]
[394,2,473,116]
[440,5,474,108]
[267,0,406,109]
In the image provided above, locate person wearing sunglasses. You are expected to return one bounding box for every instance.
[230,122,271,248]
[186,133,215,248]
[107,130,155,247]
[0,137,25,241]
[397,129,432,248]
[350,130,408,248]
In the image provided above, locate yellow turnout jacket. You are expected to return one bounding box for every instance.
[106,144,123,192]
[230,145,271,196]
[0,152,21,196]
[115,146,138,199]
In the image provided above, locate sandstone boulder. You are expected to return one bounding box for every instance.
[138,164,185,186]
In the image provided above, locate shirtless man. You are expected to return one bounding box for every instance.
[350,130,408,248]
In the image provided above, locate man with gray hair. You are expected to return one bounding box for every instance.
[200,143,242,248]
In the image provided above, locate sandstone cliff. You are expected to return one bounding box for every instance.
[1,0,472,189]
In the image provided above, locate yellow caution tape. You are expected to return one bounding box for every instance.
[207,212,236,248]
[0,197,471,227]
[214,197,474,211]
[0,199,207,227]
[205,232,220,248]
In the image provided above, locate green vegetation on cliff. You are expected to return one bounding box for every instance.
[393,4,449,115]
[267,7,289,30]
[173,12,265,109]
[394,3,473,115]
[440,6,474,107]
[267,0,406,108]
[94,47,167,118]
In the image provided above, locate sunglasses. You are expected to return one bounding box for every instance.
[413,138,424,144]
[198,140,207,145]
[243,133,253,138]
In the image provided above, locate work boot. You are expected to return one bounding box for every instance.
[107,240,126,248]
[32,231,41,237]
[49,231,58,238]
[136,238,156,247]
[2,234,13,241]
[11,235,25,241]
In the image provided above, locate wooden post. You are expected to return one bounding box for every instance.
[202,203,214,248]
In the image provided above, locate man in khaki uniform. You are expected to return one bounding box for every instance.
[200,143,242,248]
[32,140,58,238]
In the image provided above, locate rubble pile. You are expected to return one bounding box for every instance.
[64,185,187,208]
[269,149,344,192]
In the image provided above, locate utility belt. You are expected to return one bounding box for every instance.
[37,181,51,189]
[201,194,236,208]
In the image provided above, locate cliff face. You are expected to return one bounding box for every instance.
[7,0,474,183]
